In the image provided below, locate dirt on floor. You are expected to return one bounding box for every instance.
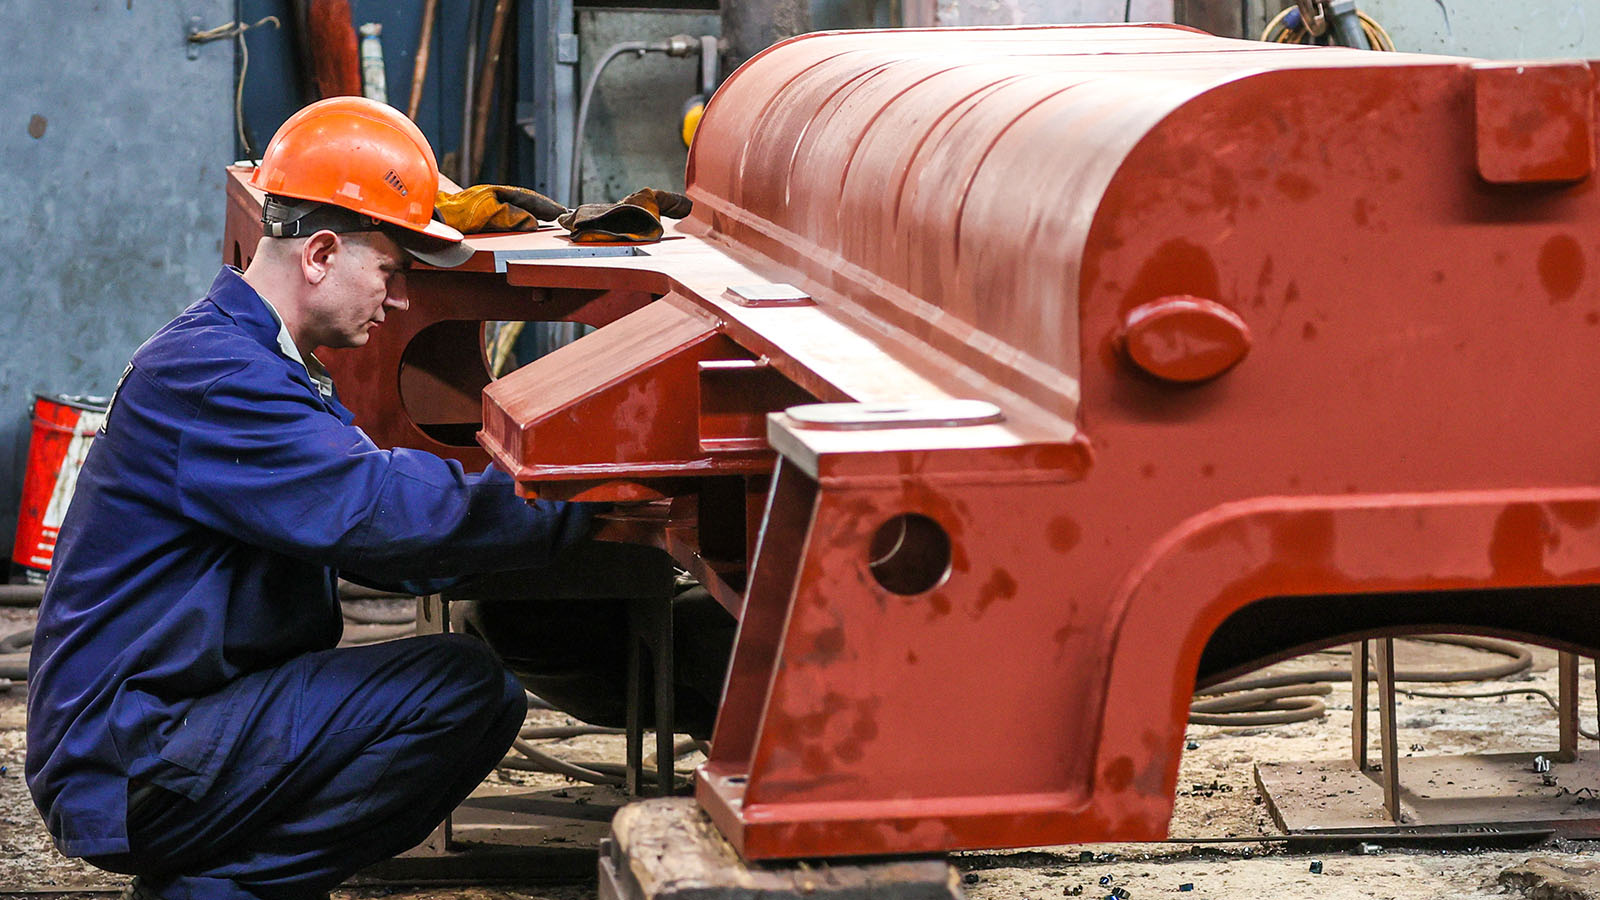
[4,605,1600,899]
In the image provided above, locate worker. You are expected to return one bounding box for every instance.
[25,97,600,900]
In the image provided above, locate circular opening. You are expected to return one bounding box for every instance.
[867,513,951,596]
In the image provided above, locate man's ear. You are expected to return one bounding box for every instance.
[300,230,340,285]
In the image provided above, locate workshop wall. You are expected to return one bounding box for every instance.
[932,0,1171,27]
[0,0,235,569]
[1356,0,1600,56]
[574,8,720,204]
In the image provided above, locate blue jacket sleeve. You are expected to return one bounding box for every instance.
[175,358,594,579]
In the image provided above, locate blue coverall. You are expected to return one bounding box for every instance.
[25,267,595,900]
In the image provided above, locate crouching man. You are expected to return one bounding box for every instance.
[26,97,598,900]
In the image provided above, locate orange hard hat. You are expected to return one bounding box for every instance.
[251,96,469,265]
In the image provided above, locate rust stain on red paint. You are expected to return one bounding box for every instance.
[976,568,1018,612]
[1275,171,1317,201]
[1489,503,1553,580]
[1270,510,1337,567]
[1550,501,1600,530]
[1539,235,1584,302]
[810,626,847,664]
[1102,756,1136,792]
[1047,516,1082,553]
[1121,239,1221,316]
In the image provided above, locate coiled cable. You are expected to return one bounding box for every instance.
[1190,636,1534,727]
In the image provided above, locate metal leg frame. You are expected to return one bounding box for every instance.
[626,595,676,797]
[1351,640,1590,826]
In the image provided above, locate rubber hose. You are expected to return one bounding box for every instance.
[0,651,28,681]
[339,604,414,625]
[0,582,410,609]
[521,725,625,739]
[339,623,415,645]
[1198,636,1532,697]
[1191,636,1534,727]
[1189,696,1328,727]
[0,584,45,607]
[1258,6,1396,51]
[0,626,33,654]
[336,582,416,601]
[505,738,624,785]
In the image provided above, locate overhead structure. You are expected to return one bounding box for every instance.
[226,24,1600,860]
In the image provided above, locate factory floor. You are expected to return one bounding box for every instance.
[5,602,1600,899]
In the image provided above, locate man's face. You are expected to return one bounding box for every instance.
[304,231,410,350]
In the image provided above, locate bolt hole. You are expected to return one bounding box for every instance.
[868,513,951,596]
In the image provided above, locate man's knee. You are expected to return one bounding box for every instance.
[412,634,525,732]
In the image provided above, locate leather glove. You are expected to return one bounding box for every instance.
[557,188,693,243]
[435,184,567,234]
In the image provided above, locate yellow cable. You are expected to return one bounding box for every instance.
[1259,6,1394,51]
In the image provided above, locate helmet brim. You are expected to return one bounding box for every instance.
[396,219,474,269]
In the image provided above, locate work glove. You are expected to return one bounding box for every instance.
[557,188,693,243]
[435,184,567,234]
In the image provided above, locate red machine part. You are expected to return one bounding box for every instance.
[224,24,1600,861]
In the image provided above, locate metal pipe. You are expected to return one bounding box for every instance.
[568,39,695,206]
[1327,2,1372,49]
[569,40,656,206]
[459,0,485,184]
[470,0,513,181]
[405,0,438,121]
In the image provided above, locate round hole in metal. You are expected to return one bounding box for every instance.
[868,514,951,596]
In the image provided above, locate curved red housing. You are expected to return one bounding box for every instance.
[223,24,1600,861]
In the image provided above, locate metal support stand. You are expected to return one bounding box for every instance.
[1264,641,1600,837]
[626,594,678,797]
[1351,638,1400,821]
[360,593,622,884]
[1558,651,1580,763]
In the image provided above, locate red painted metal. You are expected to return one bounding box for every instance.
[1118,295,1251,383]
[225,24,1600,862]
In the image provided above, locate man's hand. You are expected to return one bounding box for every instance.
[435,185,567,234]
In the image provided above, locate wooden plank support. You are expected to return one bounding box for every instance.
[600,798,962,900]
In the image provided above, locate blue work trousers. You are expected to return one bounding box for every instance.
[87,633,526,900]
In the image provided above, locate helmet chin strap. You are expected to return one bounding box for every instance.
[262,196,384,239]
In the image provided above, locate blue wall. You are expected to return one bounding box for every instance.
[0,0,236,567]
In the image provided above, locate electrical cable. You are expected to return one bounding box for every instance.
[569,40,669,206]
[1259,5,1395,50]
[1398,685,1600,741]
[187,15,281,159]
